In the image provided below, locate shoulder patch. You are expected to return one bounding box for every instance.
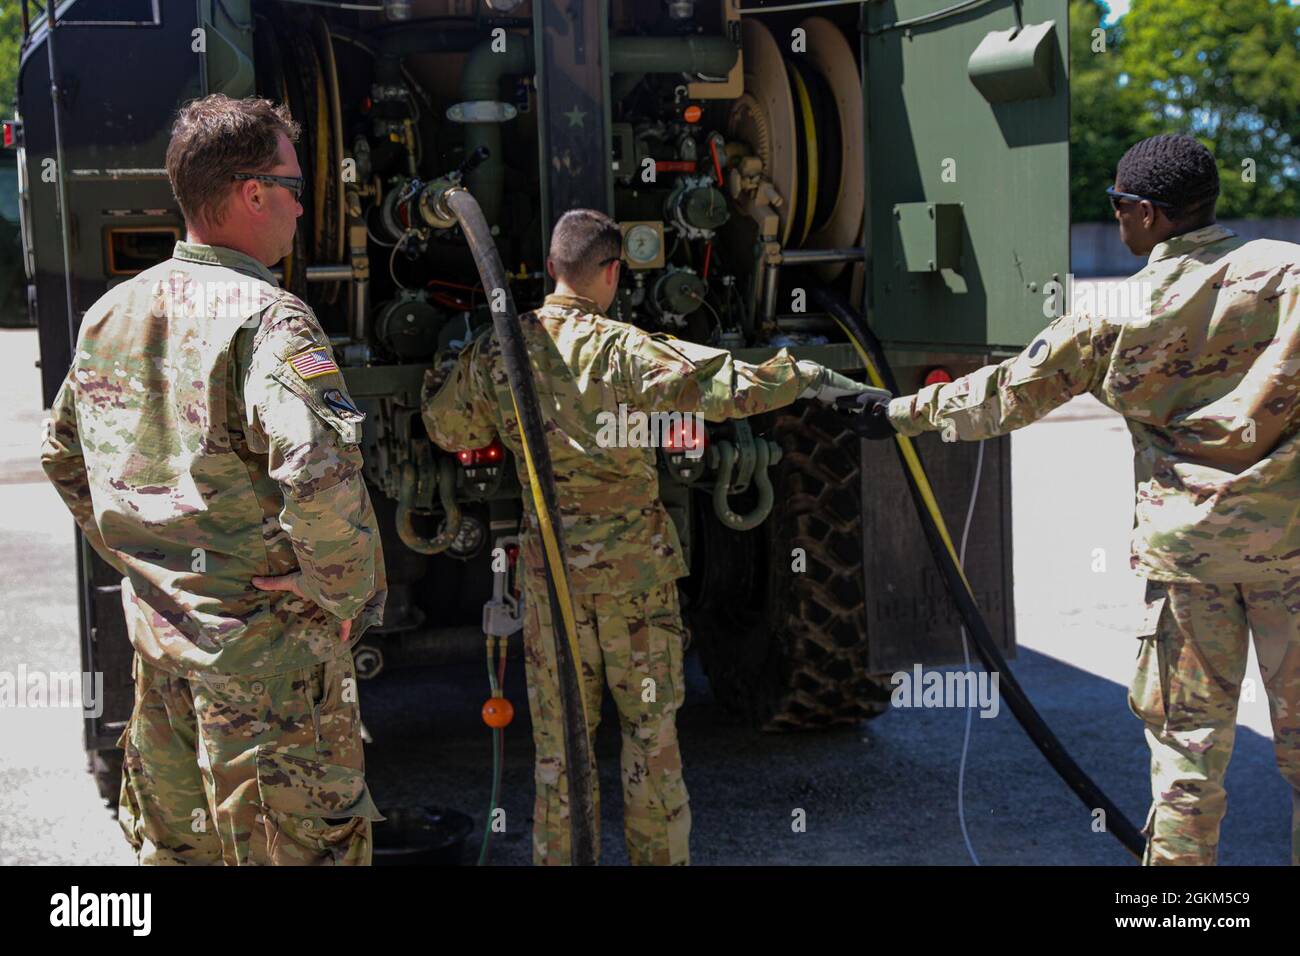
[322,388,365,422]
[287,347,339,380]
[1025,337,1051,367]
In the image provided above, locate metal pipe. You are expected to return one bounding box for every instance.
[762,256,780,326]
[269,264,356,283]
[304,264,354,282]
[774,316,836,331]
[460,38,532,226]
[776,247,865,264]
[611,35,738,76]
[760,249,866,326]
[739,0,869,13]
[352,276,369,341]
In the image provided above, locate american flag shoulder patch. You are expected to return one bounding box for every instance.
[287,346,339,380]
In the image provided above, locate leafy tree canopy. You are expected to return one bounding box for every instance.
[1072,0,1300,220]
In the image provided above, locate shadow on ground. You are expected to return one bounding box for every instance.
[360,642,1293,866]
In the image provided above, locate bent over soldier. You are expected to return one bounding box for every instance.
[41,95,386,865]
[856,134,1300,866]
[422,208,867,865]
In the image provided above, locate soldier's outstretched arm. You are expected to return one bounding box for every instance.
[887,311,1117,441]
[420,343,500,452]
[239,310,381,623]
[617,328,864,421]
[40,371,130,576]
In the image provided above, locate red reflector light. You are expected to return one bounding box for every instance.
[922,367,953,387]
[3,122,15,149]
[458,438,505,466]
[663,419,706,454]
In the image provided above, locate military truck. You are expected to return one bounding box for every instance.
[11,0,1067,803]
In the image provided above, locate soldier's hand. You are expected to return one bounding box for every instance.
[836,388,897,441]
[798,363,871,404]
[252,573,352,643]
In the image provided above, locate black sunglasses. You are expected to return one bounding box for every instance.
[233,172,305,200]
[1106,186,1174,212]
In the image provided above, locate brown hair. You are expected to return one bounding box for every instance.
[548,209,623,284]
[165,94,300,229]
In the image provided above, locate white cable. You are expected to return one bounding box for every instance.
[956,439,986,866]
[389,230,416,290]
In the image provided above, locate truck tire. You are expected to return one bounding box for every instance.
[688,401,893,730]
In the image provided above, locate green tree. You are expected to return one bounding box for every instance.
[1111,0,1300,219]
[1069,0,1148,221]
[0,3,23,114]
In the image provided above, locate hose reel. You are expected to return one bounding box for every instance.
[727,17,864,281]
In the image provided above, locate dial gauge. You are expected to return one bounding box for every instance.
[622,222,665,269]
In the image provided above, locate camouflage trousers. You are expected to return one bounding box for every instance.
[522,575,691,865]
[1128,576,1300,865]
[116,652,383,865]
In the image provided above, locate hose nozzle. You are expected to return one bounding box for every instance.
[835,386,892,413]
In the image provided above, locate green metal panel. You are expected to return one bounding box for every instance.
[863,0,1069,350]
[894,201,964,272]
[199,0,256,98]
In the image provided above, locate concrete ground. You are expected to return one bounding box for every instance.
[0,297,1293,865]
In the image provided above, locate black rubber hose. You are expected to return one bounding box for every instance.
[445,186,598,866]
[810,284,1145,860]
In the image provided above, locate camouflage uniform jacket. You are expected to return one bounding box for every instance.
[887,224,1300,583]
[421,292,824,595]
[41,241,386,677]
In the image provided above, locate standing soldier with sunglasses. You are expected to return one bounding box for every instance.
[421,209,868,865]
[852,133,1300,866]
[40,94,386,865]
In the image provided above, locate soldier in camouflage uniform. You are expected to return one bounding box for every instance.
[422,209,866,865]
[857,134,1300,865]
[40,95,386,865]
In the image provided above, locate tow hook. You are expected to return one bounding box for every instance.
[396,443,463,554]
[708,419,782,531]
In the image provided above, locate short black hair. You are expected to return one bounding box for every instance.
[548,209,622,284]
[1115,134,1219,222]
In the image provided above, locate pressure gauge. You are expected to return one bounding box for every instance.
[620,221,666,270]
[626,225,661,263]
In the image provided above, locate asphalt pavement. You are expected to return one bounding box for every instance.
[0,304,1292,865]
